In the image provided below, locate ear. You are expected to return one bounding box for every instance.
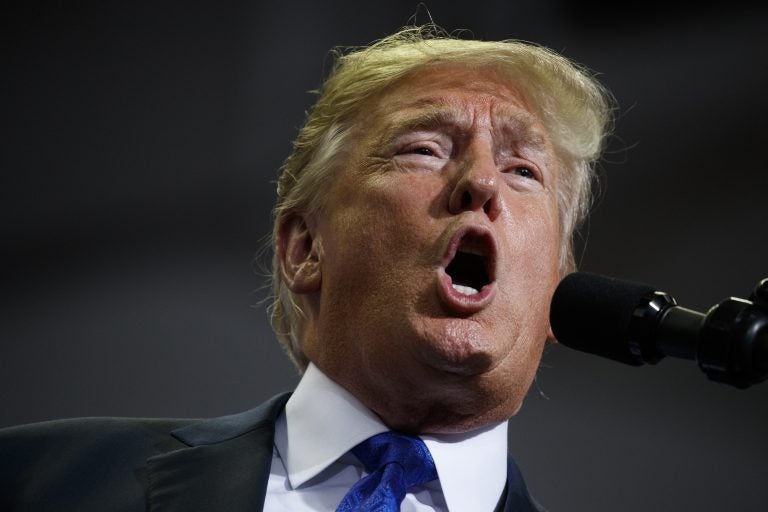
[276,215,322,294]
[546,324,557,344]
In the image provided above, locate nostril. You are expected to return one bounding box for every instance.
[461,191,472,209]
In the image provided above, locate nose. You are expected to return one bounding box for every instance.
[448,142,501,220]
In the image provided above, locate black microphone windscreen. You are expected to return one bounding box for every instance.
[550,272,656,365]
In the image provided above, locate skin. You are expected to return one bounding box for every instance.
[278,64,562,434]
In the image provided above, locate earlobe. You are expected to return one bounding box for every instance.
[546,324,557,344]
[277,215,322,294]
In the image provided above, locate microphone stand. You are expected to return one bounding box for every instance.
[696,278,768,388]
[630,278,768,388]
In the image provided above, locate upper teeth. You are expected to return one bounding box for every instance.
[458,246,484,256]
[452,284,479,295]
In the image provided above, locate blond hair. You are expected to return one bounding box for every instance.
[270,25,613,370]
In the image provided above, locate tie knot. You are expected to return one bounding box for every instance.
[352,431,437,491]
[336,431,438,511]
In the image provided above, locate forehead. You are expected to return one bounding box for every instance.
[385,64,531,107]
[358,64,548,144]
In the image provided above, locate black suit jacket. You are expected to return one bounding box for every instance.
[0,393,543,511]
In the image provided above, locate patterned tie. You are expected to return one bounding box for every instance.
[336,431,438,512]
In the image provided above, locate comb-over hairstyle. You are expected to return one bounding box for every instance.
[270,25,614,370]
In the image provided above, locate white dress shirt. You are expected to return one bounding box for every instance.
[264,363,508,512]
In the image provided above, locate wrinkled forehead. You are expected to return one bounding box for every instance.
[352,63,552,150]
[381,62,535,109]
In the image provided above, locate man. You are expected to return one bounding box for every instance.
[0,26,611,511]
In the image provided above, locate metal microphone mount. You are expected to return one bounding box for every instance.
[631,278,768,388]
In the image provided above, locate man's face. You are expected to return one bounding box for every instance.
[300,64,562,434]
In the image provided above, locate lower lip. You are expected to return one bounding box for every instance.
[436,269,496,314]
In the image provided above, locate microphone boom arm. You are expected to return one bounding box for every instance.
[551,274,768,389]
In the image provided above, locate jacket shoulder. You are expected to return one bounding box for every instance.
[0,416,197,469]
[0,393,292,512]
[0,416,194,511]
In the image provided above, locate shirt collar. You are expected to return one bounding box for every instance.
[276,363,388,487]
[422,421,509,512]
[275,363,509,512]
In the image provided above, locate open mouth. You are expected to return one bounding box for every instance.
[438,227,497,312]
[446,243,491,295]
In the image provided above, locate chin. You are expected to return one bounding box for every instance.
[404,391,524,435]
[382,363,529,435]
[410,316,511,376]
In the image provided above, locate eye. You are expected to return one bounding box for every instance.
[391,132,452,169]
[411,146,435,157]
[501,161,544,188]
[512,166,535,179]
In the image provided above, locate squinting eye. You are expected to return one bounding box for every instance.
[513,166,535,179]
[412,147,435,156]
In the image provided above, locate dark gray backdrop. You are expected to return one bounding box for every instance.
[2,1,767,511]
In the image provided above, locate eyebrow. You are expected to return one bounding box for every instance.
[375,99,549,151]
[375,101,464,146]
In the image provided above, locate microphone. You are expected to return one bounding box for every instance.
[550,272,768,388]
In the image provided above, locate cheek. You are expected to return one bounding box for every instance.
[506,199,560,267]
[499,200,561,317]
[350,177,441,248]
[321,192,428,286]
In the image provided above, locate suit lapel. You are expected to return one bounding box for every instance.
[144,392,544,512]
[145,393,291,512]
[498,456,546,512]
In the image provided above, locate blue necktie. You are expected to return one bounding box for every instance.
[336,431,438,512]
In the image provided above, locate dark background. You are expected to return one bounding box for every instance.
[2,1,767,510]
